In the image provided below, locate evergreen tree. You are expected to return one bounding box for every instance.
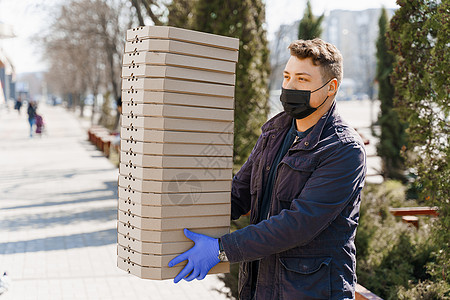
[167,0,195,28]
[192,0,270,170]
[388,0,449,291]
[375,7,406,181]
[298,0,324,40]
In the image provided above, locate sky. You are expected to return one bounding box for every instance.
[0,0,399,74]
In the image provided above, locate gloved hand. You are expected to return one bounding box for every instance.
[168,228,220,283]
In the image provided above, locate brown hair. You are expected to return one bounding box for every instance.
[288,38,343,85]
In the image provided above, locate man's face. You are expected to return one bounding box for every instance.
[282,56,330,108]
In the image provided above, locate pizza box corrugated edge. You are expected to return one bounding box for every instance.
[121,104,234,122]
[120,140,233,157]
[121,128,234,145]
[117,222,229,242]
[118,244,181,268]
[117,255,229,280]
[121,77,235,98]
[120,128,234,146]
[121,115,234,132]
[124,39,238,62]
[122,52,236,74]
[126,26,239,50]
[118,232,193,254]
[118,189,230,206]
[118,244,177,267]
[121,102,234,121]
[118,200,230,218]
[119,163,233,181]
[117,245,230,273]
[120,153,233,169]
[118,209,230,231]
[118,175,232,193]
[122,64,236,86]
[121,116,234,134]
[121,90,234,110]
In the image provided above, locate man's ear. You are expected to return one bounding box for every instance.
[327,78,338,97]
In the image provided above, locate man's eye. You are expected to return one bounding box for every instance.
[298,77,306,81]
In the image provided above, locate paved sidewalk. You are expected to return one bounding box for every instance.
[0,103,229,300]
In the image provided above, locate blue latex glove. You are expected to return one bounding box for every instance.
[168,228,220,283]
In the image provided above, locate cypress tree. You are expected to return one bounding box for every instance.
[298,0,324,40]
[167,0,195,28]
[388,0,449,288]
[192,0,271,170]
[375,7,406,181]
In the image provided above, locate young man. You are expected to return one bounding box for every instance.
[169,39,366,299]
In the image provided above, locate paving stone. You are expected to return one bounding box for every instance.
[0,103,229,299]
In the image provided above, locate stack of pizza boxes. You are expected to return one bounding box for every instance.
[117,26,238,280]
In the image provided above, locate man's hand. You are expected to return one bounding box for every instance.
[168,228,220,283]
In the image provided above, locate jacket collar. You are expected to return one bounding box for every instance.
[261,101,338,151]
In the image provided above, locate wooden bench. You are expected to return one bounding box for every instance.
[389,207,438,217]
[88,126,118,158]
[389,206,438,229]
[356,284,383,299]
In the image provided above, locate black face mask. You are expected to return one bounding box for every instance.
[280,79,332,119]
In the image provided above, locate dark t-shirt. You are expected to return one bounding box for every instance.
[257,118,313,222]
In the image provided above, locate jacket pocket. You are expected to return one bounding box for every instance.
[275,157,317,211]
[278,256,331,300]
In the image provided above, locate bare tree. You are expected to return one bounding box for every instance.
[41,0,127,126]
[129,0,165,26]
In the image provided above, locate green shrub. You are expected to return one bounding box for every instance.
[356,181,448,299]
[397,280,450,300]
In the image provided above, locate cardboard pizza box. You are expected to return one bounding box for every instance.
[121,103,234,121]
[117,245,227,270]
[120,140,233,157]
[122,52,235,74]
[126,26,239,50]
[118,175,232,193]
[117,255,229,280]
[122,65,236,86]
[118,233,193,254]
[117,223,229,242]
[120,128,233,146]
[118,189,230,206]
[124,39,238,62]
[121,116,233,133]
[118,210,230,231]
[118,199,230,218]
[122,78,235,98]
[120,153,232,169]
[118,244,177,268]
[119,164,233,181]
[121,91,234,110]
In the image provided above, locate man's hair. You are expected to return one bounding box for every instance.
[288,38,343,85]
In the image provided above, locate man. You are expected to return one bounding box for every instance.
[169,38,366,299]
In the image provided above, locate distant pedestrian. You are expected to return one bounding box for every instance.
[15,96,23,114]
[113,96,122,132]
[27,101,37,137]
[35,114,45,136]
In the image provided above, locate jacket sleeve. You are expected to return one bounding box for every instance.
[230,134,264,220]
[222,140,366,262]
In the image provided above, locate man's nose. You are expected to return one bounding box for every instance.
[284,80,296,90]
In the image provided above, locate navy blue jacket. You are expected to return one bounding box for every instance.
[221,102,366,299]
